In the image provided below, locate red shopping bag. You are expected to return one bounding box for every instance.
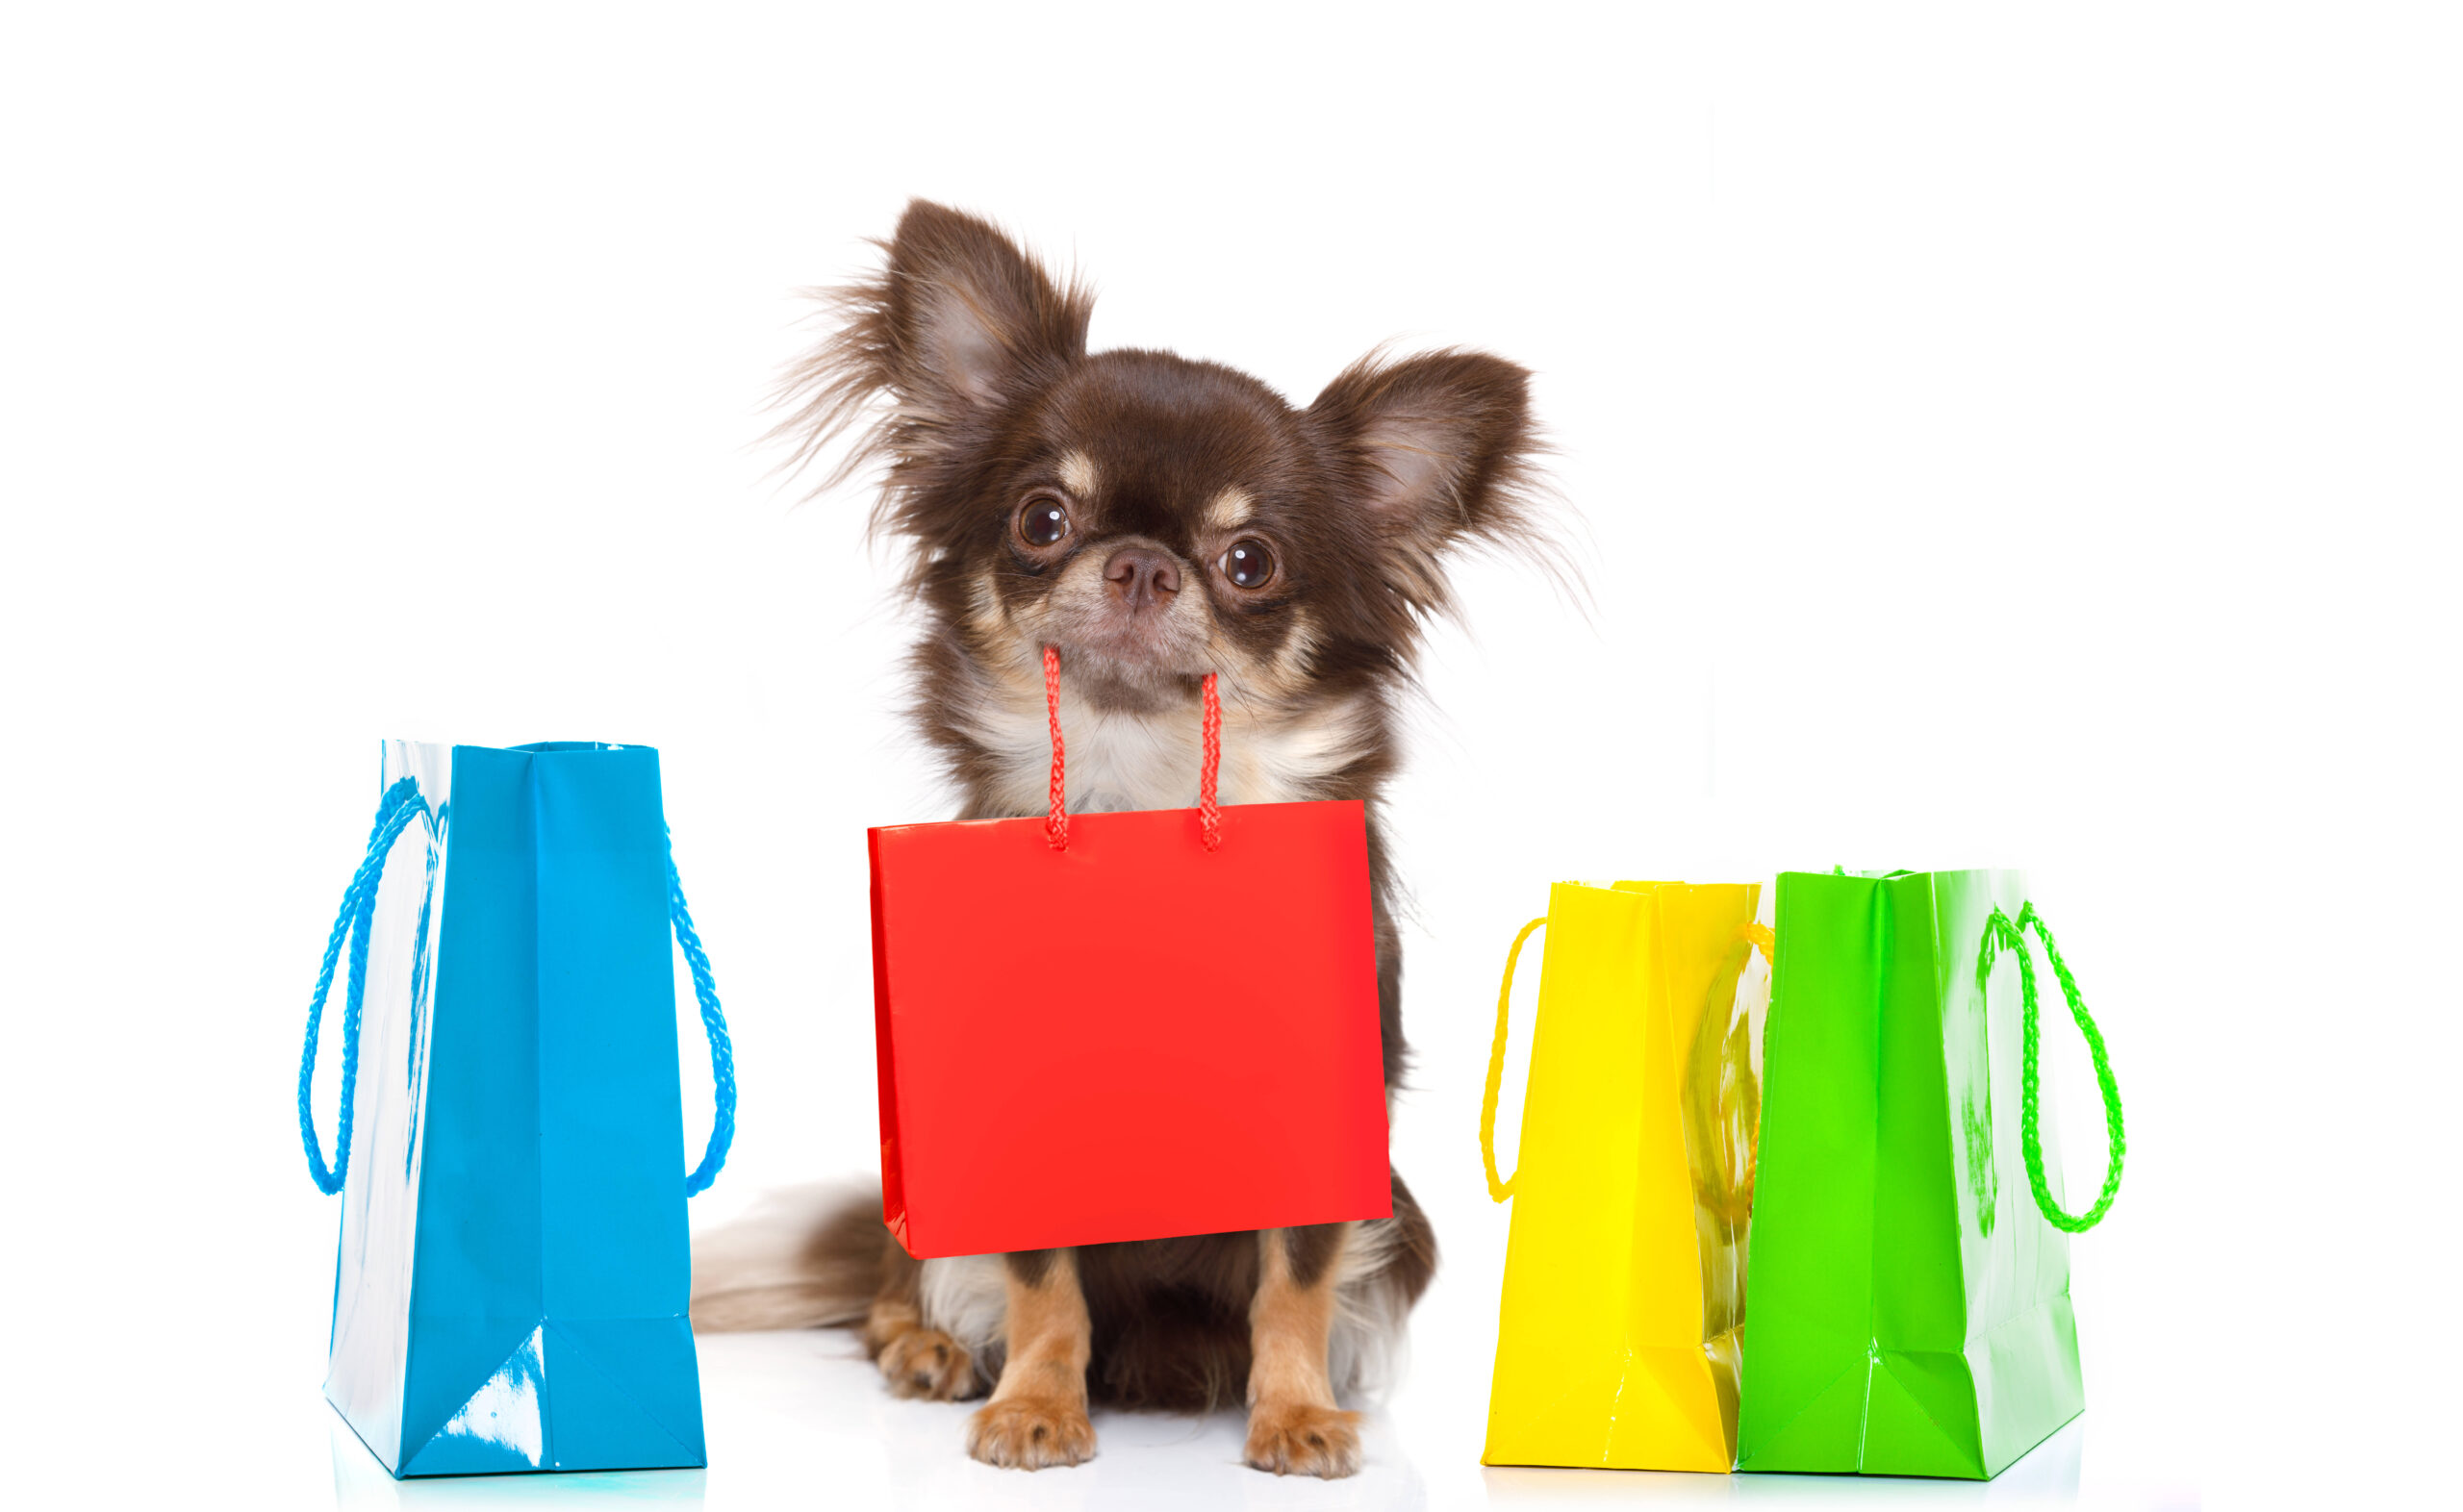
[867,649,1392,1257]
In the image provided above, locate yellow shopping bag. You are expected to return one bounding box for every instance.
[1480,880,1770,1472]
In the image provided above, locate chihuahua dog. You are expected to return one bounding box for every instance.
[690,200,1541,1479]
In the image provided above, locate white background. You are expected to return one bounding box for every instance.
[3,5,2454,1509]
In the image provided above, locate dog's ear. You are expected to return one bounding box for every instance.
[879,199,1089,420]
[773,200,1089,499]
[1308,348,1540,603]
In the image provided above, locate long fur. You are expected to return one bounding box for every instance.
[693,1182,1435,1410]
[687,1182,881,1332]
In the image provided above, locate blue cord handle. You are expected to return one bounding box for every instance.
[297,777,429,1195]
[297,779,737,1197]
[669,848,736,1197]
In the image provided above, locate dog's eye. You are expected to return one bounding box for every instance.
[1221,538,1276,590]
[1017,493,1071,548]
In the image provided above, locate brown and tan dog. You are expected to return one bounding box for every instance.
[691,200,1544,1478]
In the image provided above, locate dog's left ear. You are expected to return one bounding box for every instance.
[1308,349,1539,590]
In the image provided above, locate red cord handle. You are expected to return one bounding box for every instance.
[1043,644,1068,848]
[1041,644,1221,851]
[1198,670,1221,849]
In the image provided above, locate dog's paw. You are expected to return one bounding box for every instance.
[1244,1401,1362,1478]
[878,1326,978,1401]
[967,1396,1097,1471]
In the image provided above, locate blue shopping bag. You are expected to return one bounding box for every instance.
[296,740,735,1477]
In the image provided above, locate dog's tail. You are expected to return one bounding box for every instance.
[690,1181,887,1333]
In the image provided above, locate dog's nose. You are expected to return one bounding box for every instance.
[1104,547,1181,611]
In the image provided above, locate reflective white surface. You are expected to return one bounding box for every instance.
[310,1324,2172,1512]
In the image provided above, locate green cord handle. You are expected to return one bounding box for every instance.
[1979,902,2125,1233]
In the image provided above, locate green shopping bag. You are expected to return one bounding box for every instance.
[1736,869,2124,1479]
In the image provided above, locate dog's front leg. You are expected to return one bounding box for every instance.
[965,1248,1096,1470]
[1244,1223,1361,1477]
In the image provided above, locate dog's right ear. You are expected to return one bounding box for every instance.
[878,200,1089,417]
[772,201,1090,498]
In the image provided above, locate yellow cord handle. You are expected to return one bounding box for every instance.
[1480,916,1549,1202]
[1739,920,1775,965]
[1482,911,1772,1204]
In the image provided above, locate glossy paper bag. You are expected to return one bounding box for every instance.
[1479,880,1768,1473]
[297,741,735,1477]
[867,657,1391,1258]
[1736,869,2124,1479]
